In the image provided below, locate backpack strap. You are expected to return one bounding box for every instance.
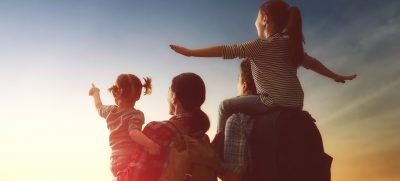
[167,120,196,181]
[169,119,189,136]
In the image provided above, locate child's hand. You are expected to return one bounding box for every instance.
[147,141,161,155]
[89,83,100,96]
[334,74,357,83]
[170,44,192,57]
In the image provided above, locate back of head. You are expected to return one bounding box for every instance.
[240,59,257,95]
[171,73,210,135]
[110,74,152,105]
[260,0,305,66]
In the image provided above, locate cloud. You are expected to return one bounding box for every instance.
[300,0,400,125]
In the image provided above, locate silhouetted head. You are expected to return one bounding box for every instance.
[109,74,152,107]
[257,0,305,66]
[169,72,210,134]
[238,59,257,96]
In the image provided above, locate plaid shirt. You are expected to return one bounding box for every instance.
[118,115,190,181]
[224,113,254,174]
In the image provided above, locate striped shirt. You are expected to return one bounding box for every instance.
[98,105,145,156]
[222,33,317,109]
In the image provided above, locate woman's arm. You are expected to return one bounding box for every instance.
[169,44,223,57]
[89,84,103,109]
[304,55,357,83]
[129,129,160,155]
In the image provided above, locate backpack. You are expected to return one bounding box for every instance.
[159,120,223,181]
[245,109,332,181]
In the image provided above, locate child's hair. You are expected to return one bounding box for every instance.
[171,73,210,135]
[260,0,304,66]
[240,59,257,95]
[108,74,152,104]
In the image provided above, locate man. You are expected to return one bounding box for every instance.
[222,59,257,181]
[222,59,332,181]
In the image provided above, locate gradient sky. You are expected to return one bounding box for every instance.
[0,0,399,181]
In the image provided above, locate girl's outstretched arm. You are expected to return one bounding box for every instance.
[89,83,103,109]
[304,55,357,83]
[170,44,223,57]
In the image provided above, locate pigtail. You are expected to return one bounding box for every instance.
[287,6,305,66]
[142,77,152,95]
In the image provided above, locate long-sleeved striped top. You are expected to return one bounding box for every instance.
[222,33,317,109]
[97,105,145,156]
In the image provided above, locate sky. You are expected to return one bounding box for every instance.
[0,0,399,180]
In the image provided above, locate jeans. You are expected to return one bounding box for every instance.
[218,95,269,133]
[110,154,131,177]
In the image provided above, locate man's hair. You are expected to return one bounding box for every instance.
[240,59,257,95]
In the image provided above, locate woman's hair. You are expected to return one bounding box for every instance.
[171,73,210,135]
[260,0,305,66]
[240,59,257,95]
[109,74,152,104]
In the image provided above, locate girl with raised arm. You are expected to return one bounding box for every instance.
[170,0,356,135]
[89,74,160,178]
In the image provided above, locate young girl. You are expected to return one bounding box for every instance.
[89,74,160,177]
[170,0,357,134]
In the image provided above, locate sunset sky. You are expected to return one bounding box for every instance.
[0,0,399,180]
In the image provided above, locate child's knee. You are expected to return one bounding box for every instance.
[219,99,231,113]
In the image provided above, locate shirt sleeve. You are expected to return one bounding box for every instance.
[224,113,253,174]
[301,53,319,69]
[97,105,115,119]
[128,111,145,131]
[143,121,178,160]
[222,39,264,59]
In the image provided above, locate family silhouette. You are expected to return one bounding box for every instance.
[89,0,356,180]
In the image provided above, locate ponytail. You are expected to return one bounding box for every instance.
[287,6,305,66]
[260,1,305,67]
[171,73,210,136]
[142,77,152,95]
[110,74,152,104]
[189,109,210,135]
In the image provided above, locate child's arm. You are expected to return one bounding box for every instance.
[170,39,262,59]
[170,44,223,57]
[129,129,160,155]
[304,55,357,83]
[89,83,103,109]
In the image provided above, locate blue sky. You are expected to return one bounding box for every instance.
[0,0,399,180]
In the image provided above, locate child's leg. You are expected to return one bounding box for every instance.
[218,95,268,133]
[110,155,131,177]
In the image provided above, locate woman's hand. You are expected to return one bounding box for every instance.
[89,83,100,96]
[334,74,357,83]
[170,44,192,57]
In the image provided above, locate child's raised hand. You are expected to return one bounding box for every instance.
[89,83,100,96]
[169,44,192,57]
[334,74,357,83]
